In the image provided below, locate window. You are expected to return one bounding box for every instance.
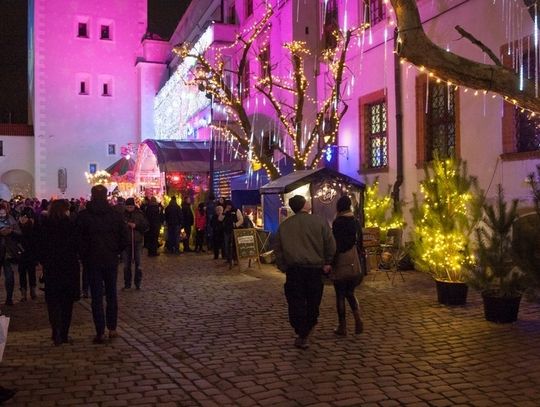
[241,62,250,99]
[364,0,387,26]
[100,25,110,40]
[0,141,4,157]
[89,163,97,174]
[77,22,88,38]
[102,83,110,96]
[259,47,270,78]
[107,144,116,155]
[79,81,88,95]
[416,75,460,165]
[99,75,113,97]
[228,4,237,24]
[246,0,254,17]
[365,100,388,168]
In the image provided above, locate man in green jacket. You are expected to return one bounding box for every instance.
[275,195,336,349]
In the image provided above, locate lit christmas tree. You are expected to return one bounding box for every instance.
[411,157,483,282]
[363,178,404,240]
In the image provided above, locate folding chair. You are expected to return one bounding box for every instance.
[379,228,405,283]
[362,227,381,276]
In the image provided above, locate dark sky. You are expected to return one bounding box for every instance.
[0,0,191,125]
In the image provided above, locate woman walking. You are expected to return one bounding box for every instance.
[38,199,80,346]
[331,195,364,336]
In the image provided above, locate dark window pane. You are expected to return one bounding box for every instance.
[103,83,109,95]
[246,0,253,17]
[100,25,110,40]
[426,82,456,161]
[80,81,86,94]
[229,5,236,24]
[366,99,388,169]
[78,22,88,38]
[515,48,540,152]
[366,0,386,26]
[0,141,4,156]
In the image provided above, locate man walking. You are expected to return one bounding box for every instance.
[274,195,336,349]
[164,196,183,253]
[77,185,128,344]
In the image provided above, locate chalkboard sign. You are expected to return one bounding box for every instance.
[233,228,261,271]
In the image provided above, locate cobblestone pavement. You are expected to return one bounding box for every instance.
[1,252,540,406]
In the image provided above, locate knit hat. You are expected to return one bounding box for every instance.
[288,195,307,214]
[336,195,352,213]
[125,198,135,206]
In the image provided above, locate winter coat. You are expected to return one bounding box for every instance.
[223,209,243,234]
[18,220,38,265]
[164,201,183,227]
[195,211,206,231]
[332,212,362,254]
[211,215,225,239]
[182,203,194,228]
[145,202,162,232]
[37,216,80,302]
[123,208,149,244]
[76,200,129,268]
[0,215,22,263]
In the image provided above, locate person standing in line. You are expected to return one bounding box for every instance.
[77,185,128,344]
[121,198,148,290]
[274,195,336,350]
[211,205,225,260]
[145,196,162,257]
[331,195,364,336]
[181,197,194,252]
[17,207,38,301]
[38,199,80,346]
[222,200,243,266]
[205,194,215,252]
[164,196,183,254]
[0,202,21,306]
[194,202,207,253]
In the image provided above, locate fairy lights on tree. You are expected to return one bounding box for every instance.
[173,3,367,180]
[411,157,484,282]
[364,178,404,239]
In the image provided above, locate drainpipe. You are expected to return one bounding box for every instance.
[392,27,404,212]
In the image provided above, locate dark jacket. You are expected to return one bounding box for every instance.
[145,202,162,231]
[211,215,225,239]
[123,208,149,244]
[19,220,38,265]
[77,200,128,267]
[38,216,80,301]
[164,201,183,227]
[332,212,362,254]
[182,203,194,228]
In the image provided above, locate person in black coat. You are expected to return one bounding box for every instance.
[331,195,364,336]
[164,196,183,253]
[77,185,128,344]
[18,207,38,301]
[181,198,194,252]
[38,199,80,346]
[144,197,162,257]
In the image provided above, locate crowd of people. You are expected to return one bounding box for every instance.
[0,188,364,402]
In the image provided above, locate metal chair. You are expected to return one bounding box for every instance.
[379,228,405,284]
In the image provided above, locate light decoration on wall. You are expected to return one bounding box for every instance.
[85,170,111,186]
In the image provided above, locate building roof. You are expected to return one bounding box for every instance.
[0,124,33,136]
[260,167,365,194]
[143,139,246,173]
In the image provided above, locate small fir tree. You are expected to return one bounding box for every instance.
[411,157,483,282]
[468,185,523,297]
[364,178,404,240]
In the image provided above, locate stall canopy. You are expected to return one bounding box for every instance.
[105,156,135,176]
[260,167,364,194]
[143,140,246,173]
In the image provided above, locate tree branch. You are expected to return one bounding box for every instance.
[454,25,502,67]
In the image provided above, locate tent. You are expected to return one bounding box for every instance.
[260,167,365,233]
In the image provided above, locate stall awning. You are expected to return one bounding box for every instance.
[143,139,246,173]
[259,167,365,194]
[105,157,135,176]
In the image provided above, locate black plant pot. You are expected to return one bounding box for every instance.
[482,292,522,323]
[435,280,468,306]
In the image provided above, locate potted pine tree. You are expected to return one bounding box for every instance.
[411,157,483,305]
[467,186,525,323]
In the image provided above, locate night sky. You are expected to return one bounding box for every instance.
[0,0,191,125]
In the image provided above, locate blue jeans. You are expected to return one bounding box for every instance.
[1,260,14,302]
[88,265,118,336]
[122,242,142,288]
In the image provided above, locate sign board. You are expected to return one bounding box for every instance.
[233,228,261,271]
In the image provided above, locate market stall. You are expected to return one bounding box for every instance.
[259,167,365,233]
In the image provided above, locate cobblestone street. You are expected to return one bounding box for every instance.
[1,252,540,406]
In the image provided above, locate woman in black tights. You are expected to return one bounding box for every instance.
[331,195,364,336]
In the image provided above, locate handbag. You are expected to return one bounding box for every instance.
[331,246,362,281]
